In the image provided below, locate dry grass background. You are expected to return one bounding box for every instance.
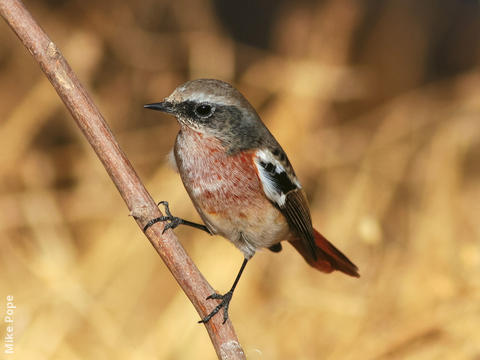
[1,0,480,359]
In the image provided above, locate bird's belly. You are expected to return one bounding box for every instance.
[174,131,289,257]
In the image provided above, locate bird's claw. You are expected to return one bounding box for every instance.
[157,201,172,216]
[143,201,183,232]
[198,291,233,324]
[159,215,183,234]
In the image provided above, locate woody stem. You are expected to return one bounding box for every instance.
[0,1,245,359]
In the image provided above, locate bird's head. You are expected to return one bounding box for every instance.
[145,79,271,152]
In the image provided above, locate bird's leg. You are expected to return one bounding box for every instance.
[199,258,248,324]
[143,201,211,234]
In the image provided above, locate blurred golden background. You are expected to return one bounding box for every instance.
[1,0,480,359]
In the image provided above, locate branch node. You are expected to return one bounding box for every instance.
[46,41,74,90]
[46,41,58,58]
[130,203,155,221]
[220,340,246,360]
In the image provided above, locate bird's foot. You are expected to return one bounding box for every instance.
[198,290,233,324]
[143,201,182,233]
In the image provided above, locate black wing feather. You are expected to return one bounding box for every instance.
[283,190,317,261]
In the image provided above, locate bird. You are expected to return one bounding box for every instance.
[143,79,359,324]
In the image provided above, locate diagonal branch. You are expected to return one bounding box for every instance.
[0,0,245,359]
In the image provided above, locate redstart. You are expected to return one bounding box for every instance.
[144,79,359,324]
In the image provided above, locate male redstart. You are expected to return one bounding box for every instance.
[144,79,359,324]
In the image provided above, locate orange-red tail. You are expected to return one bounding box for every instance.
[289,229,359,277]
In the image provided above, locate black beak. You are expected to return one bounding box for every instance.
[144,101,175,113]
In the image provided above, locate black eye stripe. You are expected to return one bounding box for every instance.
[195,104,212,117]
[194,103,215,118]
[177,101,216,119]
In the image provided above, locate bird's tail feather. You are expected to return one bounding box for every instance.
[289,229,359,277]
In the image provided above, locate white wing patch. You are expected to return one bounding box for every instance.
[254,149,301,207]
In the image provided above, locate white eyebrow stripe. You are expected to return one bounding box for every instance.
[167,91,238,107]
[189,92,235,105]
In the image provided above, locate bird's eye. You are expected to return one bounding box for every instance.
[194,103,215,118]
